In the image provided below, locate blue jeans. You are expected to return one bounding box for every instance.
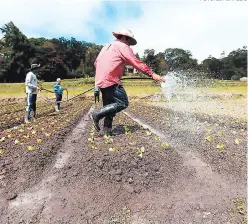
[26,93,37,113]
[100,84,129,128]
[55,94,62,109]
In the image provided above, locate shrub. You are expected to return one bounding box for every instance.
[231,75,241,80]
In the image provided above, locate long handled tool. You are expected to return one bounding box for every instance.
[39,87,94,104]
[66,87,94,102]
[40,87,68,102]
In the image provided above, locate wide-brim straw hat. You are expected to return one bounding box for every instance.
[30,64,40,70]
[112,29,137,46]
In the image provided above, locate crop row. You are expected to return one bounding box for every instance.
[0,101,78,131]
[0,100,91,155]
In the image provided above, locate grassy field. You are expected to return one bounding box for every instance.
[0,77,246,100]
[0,77,161,99]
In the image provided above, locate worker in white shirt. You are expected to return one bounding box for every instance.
[25,64,41,123]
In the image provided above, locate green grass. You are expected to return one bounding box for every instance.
[198,86,247,94]
[0,78,160,99]
[0,77,246,99]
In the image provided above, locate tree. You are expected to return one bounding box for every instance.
[200,47,247,79]
[142,49,157,70]
[0,21,34,82]
[1,22,246,82]
[154,52,167,74]
[164,48,197,71]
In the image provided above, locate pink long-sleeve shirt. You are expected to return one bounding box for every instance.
[95,39,154,88]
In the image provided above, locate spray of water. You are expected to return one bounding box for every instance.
[160,70,214,120]
[161,71,214,102]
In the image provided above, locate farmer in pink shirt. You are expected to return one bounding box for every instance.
[91,29,165,136]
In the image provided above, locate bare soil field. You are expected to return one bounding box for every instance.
[0,95,247,223]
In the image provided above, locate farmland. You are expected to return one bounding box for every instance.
[0,78,247,223]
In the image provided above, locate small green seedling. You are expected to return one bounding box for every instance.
[88,144,97,150]
[205,136,213,142]
[104,135,113,144]
[109,147,118,152]
[124,126,130,135]
[235,139,241,145]
[27,146,35,151]
[136,146,145,157]
[154,136,161,142]
[161,142,170,149]
[216,144,224,151]
[146,130,152,136]
[0,137,5,142]
[14,139,23,145]
[37,138,42,144]
[129,141,137,146]
[88,137,94,143]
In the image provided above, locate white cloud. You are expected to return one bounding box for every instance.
[111,1,248,62]
[0,0,103,41]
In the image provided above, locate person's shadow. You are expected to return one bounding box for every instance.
[112,124,140,136]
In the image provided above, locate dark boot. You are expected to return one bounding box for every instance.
[91,104,116,132]
[103,116,113,136]
[33,110,36,119]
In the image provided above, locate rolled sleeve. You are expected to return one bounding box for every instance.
[120,45,154,76]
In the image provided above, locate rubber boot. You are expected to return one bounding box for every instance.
[55,105,59,112]
[33,110,36,119]
[103,116,113,136]
[25,111,31,123]
[91,104,116,132]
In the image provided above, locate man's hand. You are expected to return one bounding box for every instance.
[151,73,166,83]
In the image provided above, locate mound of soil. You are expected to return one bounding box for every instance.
[80,113,190,194]
[127,102,247,183]
[0,105,91,202]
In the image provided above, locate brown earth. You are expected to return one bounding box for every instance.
[0,100,247,223]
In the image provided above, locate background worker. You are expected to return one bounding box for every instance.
[25,64,41,123]
[53,78,66,112]
[91,29,165,136]
[94,87,100,104]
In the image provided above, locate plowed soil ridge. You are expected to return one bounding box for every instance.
[0,102,247,224]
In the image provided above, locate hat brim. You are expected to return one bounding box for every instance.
[30,65,41,70]
[113,32,137,46]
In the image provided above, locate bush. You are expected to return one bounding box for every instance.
[231,75,241,80]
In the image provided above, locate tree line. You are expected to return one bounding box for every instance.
[0,22,247,82]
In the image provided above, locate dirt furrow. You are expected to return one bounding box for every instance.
[1,103,246,223]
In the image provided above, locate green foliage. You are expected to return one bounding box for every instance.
[231,75,242,80]
[0,21,34,82]
[164,48,198,71]
[142,49,168,75]
[0,22,102,82]
[0,22,246,82]
[200,46,247,80]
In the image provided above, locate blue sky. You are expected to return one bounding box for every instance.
[0,0,247,62]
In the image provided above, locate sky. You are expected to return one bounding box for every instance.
[0,0,247,62]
